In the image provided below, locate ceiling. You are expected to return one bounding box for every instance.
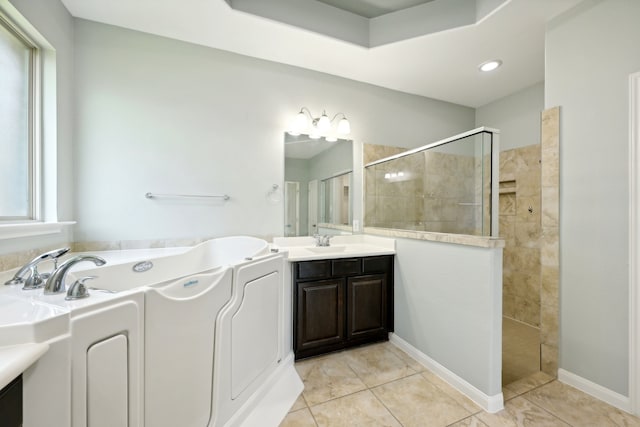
[59,0,583,108]
[316,0,436,19]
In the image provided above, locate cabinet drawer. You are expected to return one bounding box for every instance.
[332,258,361,276]
[362,255,393,274]
[297,260,331,280]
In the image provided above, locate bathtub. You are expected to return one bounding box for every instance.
[2,236,301,427]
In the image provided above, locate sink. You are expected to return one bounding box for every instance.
[306,246,347,254]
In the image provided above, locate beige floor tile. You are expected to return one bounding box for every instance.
[421,370,483,414]
[448,416,490,426]
[372,374,471,427]
[503,387,518,402]
[476,396,570,427]
[523,381,640,427]
[280,408,318,427]
[290,393,308,412]
[342,342,417,387]
[385,342,427,372]
[295,353,367,406]
[504,371,554,397]
[310,389,401,427]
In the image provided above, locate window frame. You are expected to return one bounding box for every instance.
[0,10,41,223]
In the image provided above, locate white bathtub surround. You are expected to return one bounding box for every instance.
[0,343,49,391]
[0,236,301,427]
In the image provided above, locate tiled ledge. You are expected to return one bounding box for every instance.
[364,227,505,249]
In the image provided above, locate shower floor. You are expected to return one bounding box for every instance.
[502,316,540,386]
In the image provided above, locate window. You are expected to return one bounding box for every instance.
[0,12,39,221]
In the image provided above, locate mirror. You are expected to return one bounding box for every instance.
[284,134,353,236]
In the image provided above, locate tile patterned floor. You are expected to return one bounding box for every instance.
[280,342,640,427]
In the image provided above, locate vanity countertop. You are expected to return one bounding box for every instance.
[0,343,49,390]
[272,235,395,262]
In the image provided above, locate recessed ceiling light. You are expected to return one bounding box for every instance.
[479,60,502,72]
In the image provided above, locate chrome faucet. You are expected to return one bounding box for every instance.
[4,247,70,289]
[313,234,333,247]
[44,255,106,295]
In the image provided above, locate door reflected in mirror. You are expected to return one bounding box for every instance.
[322,172,351,227]
[284,134,353,236]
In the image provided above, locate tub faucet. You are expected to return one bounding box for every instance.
[44,255,106,295]
[313,234,333,247]
[4,247,70,289]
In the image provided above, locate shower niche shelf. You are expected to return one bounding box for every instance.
[499,179,517,194]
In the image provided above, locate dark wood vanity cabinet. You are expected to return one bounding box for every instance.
[293,255,394,360]
[0,375,22,427]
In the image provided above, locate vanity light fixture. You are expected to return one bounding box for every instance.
[288,107,351,140]
[479,59,502,72]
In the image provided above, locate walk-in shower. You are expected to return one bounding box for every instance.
[364,128,498,236]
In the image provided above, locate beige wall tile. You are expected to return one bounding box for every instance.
[541,227,559,267]
[541,265,559,309]
[541,304,559,347]
[541,186,559,228]
[541,343,559,376]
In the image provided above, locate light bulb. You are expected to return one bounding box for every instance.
[317,112,331,132]
[293,110,308,133]
[337,117,351,134]
[479,60,502,72]
[325,135,338,142]
[398,172,404,177]
[384,173,391,179]
[309,131,321,140]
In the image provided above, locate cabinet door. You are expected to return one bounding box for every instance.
[347,275,387,341]
[296,278,345,354]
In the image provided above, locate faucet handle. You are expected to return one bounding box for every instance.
[66,276,96,301]
[41,247,71,260]
[23,265,47,290]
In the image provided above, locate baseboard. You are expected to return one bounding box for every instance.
[389,333,504,413]
[558,369,631,413]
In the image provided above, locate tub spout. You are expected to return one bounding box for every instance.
[44,255,106,295]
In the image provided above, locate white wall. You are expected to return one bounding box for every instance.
[393,238,503,398]
[546,0,640,396]
[73,19,475,242]
[475,81,544,151]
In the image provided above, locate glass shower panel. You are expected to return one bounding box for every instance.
[364,130,494,236]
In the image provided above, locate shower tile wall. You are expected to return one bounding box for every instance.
[365,144,480,234]
[365,151,425,230]
[363,143,406,166]
[540,106,560,376]
[423,151,478,234]
[499,144,542,328]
